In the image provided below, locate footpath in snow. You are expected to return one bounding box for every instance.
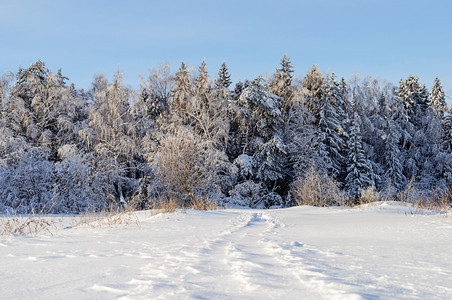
[1,202,452,299]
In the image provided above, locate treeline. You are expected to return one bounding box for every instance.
[0,57,451,213]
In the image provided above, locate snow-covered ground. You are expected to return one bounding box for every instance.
[1,202,451,299]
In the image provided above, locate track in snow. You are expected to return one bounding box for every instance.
[1,204,451,299]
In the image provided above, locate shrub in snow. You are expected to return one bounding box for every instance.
[0,148,54,214]
[155,128,226,205]
[52,145,98,213]
[234,154,255,180]
[290,166,344,207]
[260,192,283,209]
[229,180,264,207]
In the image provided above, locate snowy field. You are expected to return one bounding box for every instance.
[1,202,451,299]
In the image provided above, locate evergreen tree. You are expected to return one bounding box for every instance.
[396,75,440,186]
[344,116,375,200]
[430,77,447,117]
[191,61,230,151]
[270,55,294,113]
[195,60,211,104]
[384,119,406,192]
[440,109,452,185]
[215,62,231,89]
[233,81,244,101]
[230,77,286,207]
[301,65,323,121]
[7,61,49,142]
[394,77,418,180]
[317,88,345,179]
[398,75,429,123]
[324,73,349,130]
[170,62,193,111]
[414,108,443,189]
[443,108,452,153]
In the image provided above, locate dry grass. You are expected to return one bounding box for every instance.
[353,186,396,207]
[146,197,180,214]
[356,186,381,206]
[0,211,55,236]
[289,168,451,214]
[409,190,451,216]
[76,201,141,228]
[190,197,218,211]
[0,195,219,236]
[146,196,218,212]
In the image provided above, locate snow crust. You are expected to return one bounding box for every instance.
[1,202,451,299]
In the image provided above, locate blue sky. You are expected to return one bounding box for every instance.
[1,0,451,97]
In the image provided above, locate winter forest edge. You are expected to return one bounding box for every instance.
[1,57,451,214]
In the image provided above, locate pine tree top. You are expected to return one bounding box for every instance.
[215,62,231,89]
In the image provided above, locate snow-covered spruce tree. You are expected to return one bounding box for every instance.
[348,76,395,190]
[301,65,324,122]
[440,108,452,184]
[371,86,396,189]
[317,79,346,180]
[325,73,348,123]
[324,73,349,176]
[270,55,294,115]
[410,77,445,189]
[214,62,232,90]
[229,77,286,208]
[195,60,211,106]
[430,77,447,118]
[396,75,442,188]
[169,62,193,114]
[443,108,452,153]
[386,89,413,190]
[232,80,250,101]
[384,117,406,193]
[212,62,232,119]
[394,77,417,180]
[414,107,444,189]
[7,61,48,145]
[344,115,375,201]
[398,75,429,126]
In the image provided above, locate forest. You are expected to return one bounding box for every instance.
[0,57,451,214]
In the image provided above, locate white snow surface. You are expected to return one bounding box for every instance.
[1,202,452,299]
